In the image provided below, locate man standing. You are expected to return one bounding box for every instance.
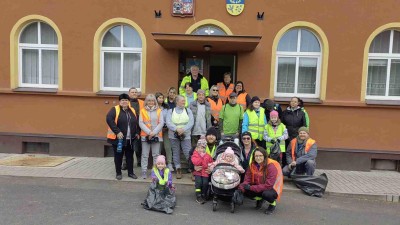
[179,65,209,96]
[190,89,212,148]
[219,92,244,138]
[282,127,317,176]
[127,87,143,168]
[106,94,138,180]
[166,95,194,179]
[217,72,234,104]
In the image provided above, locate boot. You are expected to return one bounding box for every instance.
[176,168,182,179]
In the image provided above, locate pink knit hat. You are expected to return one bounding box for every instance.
[197,136,207,148]
[156,155,166,164]
[270,110,279,118]
[224,147,234,156]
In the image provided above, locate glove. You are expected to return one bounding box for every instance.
[270,139,276,144]
[277,138,281,143]
[244,184,251,191]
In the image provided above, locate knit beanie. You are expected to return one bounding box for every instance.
[224,147,234,156]
[119,93,130,101]
[156,155,166,165]
[206,127,218,138]
[298,126,309,134]
[270,110,279,118]
[264,99,275,111]
[251,96,261,104]
[197,137,207,148]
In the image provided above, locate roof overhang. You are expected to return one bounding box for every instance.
[152,33,262,52]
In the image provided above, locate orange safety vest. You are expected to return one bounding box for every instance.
[140,108,162,137]
[207,98,223,122]
[217,82,234,104]
[268,159,283,201]
[107,105,137,139]
[237,92,248,110]
[290,138,316,161]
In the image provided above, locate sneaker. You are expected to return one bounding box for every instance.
[116,174,122,180]
[128,173,138,179]
[142,171,147,179]
[255,200,265,209]
[196,196,205,204]
[168,164,174,172]
[265,204,276,215]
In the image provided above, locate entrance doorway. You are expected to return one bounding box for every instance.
[179,52,236,88]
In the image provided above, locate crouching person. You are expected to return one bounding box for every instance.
[142,155,176,214]
[238,148,283,215]
[283,127,317,176]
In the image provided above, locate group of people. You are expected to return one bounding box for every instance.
[106,65,318,214]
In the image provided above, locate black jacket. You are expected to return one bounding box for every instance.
[106,105,138,145]
[281,106,306,139]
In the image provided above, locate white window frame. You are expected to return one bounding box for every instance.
[18,22,58,88]
[274,29,322,99]
[367,30,400,100]
[100,25,143,92]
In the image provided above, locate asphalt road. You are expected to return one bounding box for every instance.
[0,176,399,225]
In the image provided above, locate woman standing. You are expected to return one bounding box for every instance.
[156,92,174,172]
[242,96,267,147]
[234,81,251,110]
[238,148,283,215]
[207,85,224,128]
[139,94,164,179]
[106,93,138,180]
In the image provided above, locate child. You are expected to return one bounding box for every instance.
[209,147,245,173]
[191,138,214,204]
[151,155,173,189]
[264,110,288,163]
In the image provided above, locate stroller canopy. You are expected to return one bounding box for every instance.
[215,142,242,159]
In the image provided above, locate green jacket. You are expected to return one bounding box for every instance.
[179,75,209,96]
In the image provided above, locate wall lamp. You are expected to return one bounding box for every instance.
[203,45,212,51]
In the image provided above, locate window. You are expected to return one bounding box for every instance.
[367,30,400,100]
[19,22,58,88]
[191,25,227,35]
[101,25,142,91]
[275,29,321,98]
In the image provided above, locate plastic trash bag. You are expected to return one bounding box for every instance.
[291,170,328,197]
[232,189,244,205]
[269,142,281,163]
[142,182,176,214]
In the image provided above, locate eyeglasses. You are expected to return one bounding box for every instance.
[242,137,251,140]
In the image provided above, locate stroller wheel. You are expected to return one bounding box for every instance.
[230,202,235,213]
[212,202,217,212]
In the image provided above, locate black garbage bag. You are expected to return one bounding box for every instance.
[141,182,176,214]
[291,170,328,197]
[269,142,281,163]
[232,189,244,205]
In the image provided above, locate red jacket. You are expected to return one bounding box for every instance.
[191,150,214,177]
[239,161,279,193]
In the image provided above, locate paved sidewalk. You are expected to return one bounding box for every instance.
[0,153,399,202]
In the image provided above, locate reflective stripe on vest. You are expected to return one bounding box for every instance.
[237,93,248,110]
[247,108,266,141]
[207,98,223,122]
[140,108,162,137]
[268,159,283,201]
[171,108,190,128]
[291,138,316,161]
[107,105,136,139]
[265,123,286,153]
[217,82,234,103]
[183,92,197,108]
[206,145,216,158]
[153,167,170,185]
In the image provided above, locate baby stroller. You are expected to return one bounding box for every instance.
[210,138,243,213]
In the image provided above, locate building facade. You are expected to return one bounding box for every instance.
[0,0,399,171]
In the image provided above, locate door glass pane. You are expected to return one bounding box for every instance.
[20,23,38,44]
[123,53,141,88]
[367,59,387,96]
[102,26,121,47]
[300,30,320,52]
[392,31,400,54]
[276,57,296,93]
[41,23,58,45]
[104,52,121,87]
[22,49,39,84]
[369,30,390,53]
[298,58,317,94]
[277,29,298,52]
[42,50,58,85]
[389,59,400,96]
[123,26,142,48]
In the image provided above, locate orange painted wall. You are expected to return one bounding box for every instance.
[0,0,399,152]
